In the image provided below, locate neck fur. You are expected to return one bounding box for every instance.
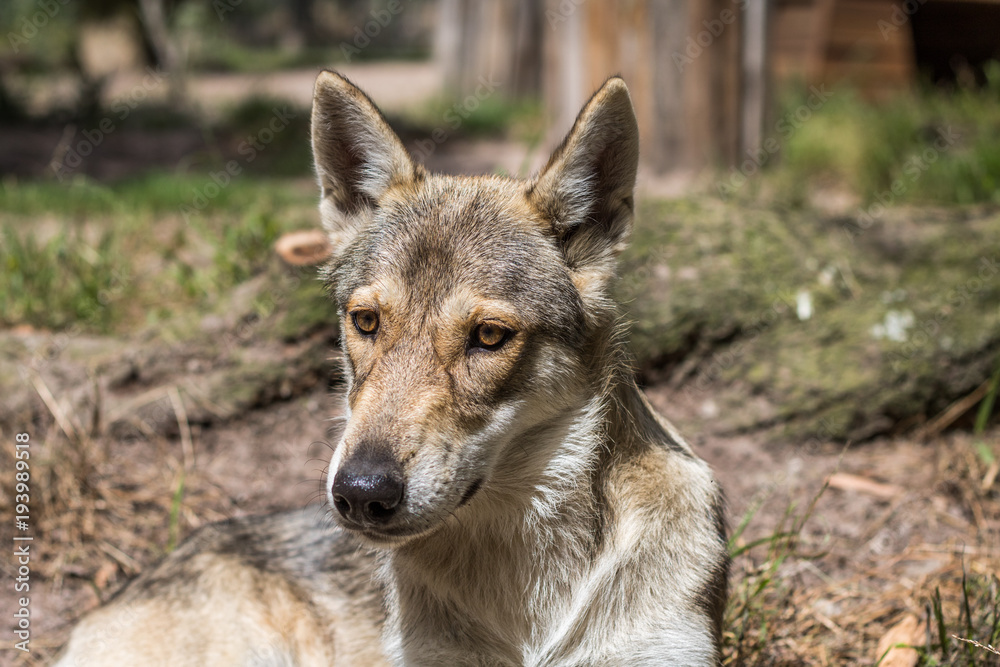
[383,352,649,652]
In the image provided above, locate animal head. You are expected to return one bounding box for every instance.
[313,71,638,545]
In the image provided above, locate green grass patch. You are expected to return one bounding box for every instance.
[769,65,1000,206]
[0,173,319,335]
[1,224,129,333]
[0,172,305,218]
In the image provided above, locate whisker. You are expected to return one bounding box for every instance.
[309,439,339,454]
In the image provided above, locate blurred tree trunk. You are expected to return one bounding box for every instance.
[649,0,689,173]
[71,0,186,110]
[0,69,25,122]
[289,0,315,49]
[435,0,543,99]
[741,0,769,160]
[136,0,186,101]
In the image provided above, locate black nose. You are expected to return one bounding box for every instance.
[331,451,404,525]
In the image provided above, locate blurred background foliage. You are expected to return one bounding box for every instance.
[774,67,1000,207]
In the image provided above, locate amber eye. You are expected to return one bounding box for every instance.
[352,309,379,336]
[471,322,510,350]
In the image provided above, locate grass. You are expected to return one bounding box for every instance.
[167,469,186,553]
[723,471,1000,666]
[1,224,128,333]
[723,480,829,665]
[0,173,301,217]
[0,174,318,335]
[974,361,1000,468]
[766,63,1000,207]
[920,572,1000,666]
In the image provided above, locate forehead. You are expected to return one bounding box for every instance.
[332,176,583,327]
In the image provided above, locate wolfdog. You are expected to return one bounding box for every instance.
[55,72,729,666]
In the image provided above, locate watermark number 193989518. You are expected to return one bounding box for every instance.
[12,432,32,653]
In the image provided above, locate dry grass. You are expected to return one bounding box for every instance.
[722,434,1000,666]
[0,393,250,665]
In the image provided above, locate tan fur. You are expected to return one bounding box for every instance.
[55,72,728,666]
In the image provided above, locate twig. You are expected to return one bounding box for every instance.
[918,380,991,440]
[953,635,1000,656]
[798,559,837,586]
[99,541,141,575]
[827,472,903,499]
[811,608,845,636]
[983,458,999,492]
[104,385,170,425]
[29,372,81,443]
[913,544,995,556]
[167,386,194,469]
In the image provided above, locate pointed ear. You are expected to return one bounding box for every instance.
[529,77,639,283]
[311,70,419,256]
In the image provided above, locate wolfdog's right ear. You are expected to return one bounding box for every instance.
[528,77,639,289]
[311,71,418,256]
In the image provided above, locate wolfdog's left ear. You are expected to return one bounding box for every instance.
[311,71,418,256]
[529,77,639,282]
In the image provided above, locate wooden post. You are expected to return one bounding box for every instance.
[650,0,691,173]
[741,0,769,159]
[436,0,543,99]
[526,0,747,173]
